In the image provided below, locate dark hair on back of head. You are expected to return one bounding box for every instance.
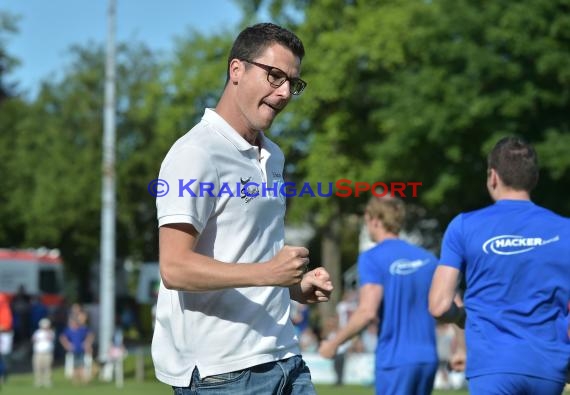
[226,23,305,80]
[487,136,539,192]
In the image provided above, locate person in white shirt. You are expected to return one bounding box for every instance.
[152,22,333,395]
[31,318,55,388]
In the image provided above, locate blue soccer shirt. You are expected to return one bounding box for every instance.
[358,238,438,368]
[440,200,570,383]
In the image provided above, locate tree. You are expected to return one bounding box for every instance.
[0,11,19,99]
[367,0,570,220]
[0,12,28,246]
[242,0,570,317]
[5,41,170,299]
[7,24,238,300]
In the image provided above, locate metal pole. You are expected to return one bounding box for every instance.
[99,0,117,364]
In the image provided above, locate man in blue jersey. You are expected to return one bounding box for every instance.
[319,197,439,395]
[429,136,570,394]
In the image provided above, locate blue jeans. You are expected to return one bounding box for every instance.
[173,355,316,395]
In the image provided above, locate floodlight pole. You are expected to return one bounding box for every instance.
[99,0,117,363]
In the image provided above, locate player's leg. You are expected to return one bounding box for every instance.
[73,351,85,384]
[469,374,517,394]
[45,353,54,387]
[32,353,41,387]
[523,375,565,395]
[376,365,417,395]
[375,363,437,395]
[414,362,438,395]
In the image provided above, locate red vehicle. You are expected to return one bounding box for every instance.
[0,248,64,307]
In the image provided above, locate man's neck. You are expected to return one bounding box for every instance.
[214,95,260,145]
[374,232,399,244]
[494,189,531,202]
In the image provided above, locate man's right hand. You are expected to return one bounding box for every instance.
[266,246,309,286]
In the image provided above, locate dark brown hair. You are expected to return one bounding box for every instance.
[487,137,539,192]
[226,23,305,81]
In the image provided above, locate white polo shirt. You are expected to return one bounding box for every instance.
[152,108,300,387]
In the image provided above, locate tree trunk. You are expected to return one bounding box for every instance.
[318,211,342,324]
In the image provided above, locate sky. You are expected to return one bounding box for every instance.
[1,0,246,98]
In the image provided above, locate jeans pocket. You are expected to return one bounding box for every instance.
[199,368,248,386]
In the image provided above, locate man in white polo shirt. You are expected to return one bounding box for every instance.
[152,23,334,395]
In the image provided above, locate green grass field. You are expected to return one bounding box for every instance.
[4,374,469,395]
[9,356,570,395]
[3,363,469,395]
[0,349,474,394]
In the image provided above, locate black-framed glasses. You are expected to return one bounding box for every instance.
[241,59,307,95]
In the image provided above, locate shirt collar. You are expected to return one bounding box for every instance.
[202,108,264,152]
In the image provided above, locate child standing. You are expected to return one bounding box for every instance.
[59,311,94,385]
[31,318,55,388]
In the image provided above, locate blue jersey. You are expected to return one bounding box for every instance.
[440,200,570,383]
[63,325,90,354]
[358,238,438,368]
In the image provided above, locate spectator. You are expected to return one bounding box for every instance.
[31,318,55,388]
[331,290,358,386]
[359,322,378,354]
[290,301,310,335]
[10,285,31,344]
[0,292,13,387]
[50,298,70,360]
[298,327,319,353]
[84,300,100,357]
[101,328,127,387]
[59,311,94,385]
[433,323,455,390]
[320,314,352,386]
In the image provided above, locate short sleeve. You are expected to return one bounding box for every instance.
[156,145,218,233]
[439,214,466,271]
[358,249,385,286]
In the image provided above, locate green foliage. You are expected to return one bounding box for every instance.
[277,0,570,231]
[0,11,20,98]
[0,11,26,244]
[0,21,234,298]
[0,97,29,244]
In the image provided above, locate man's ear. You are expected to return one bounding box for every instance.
[488,168,499,190]
[228,58,243,84]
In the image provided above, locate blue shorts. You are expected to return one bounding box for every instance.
[73,351,85,368]
[469,373,565,395]
[375,362,438,395]
[173,355,315,395]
